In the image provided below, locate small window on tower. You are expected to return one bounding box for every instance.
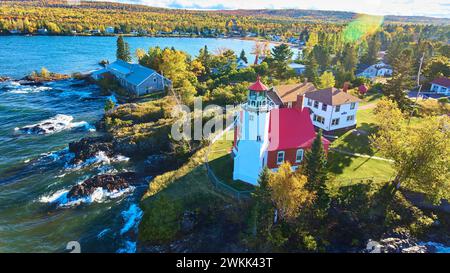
[307,98,312,106]
[276,151,285,165]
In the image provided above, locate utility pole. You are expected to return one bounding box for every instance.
[408,52,425,125]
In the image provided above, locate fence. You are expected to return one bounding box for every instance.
[204,119,254,201]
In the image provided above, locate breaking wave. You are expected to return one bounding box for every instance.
[38,186,135,208]
[64,151,130,171]
[14,114,95,135]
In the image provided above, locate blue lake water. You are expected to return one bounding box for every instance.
[0,36,263,78]
[0,36,264,253]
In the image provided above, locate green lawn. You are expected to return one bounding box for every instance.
[328,151,395,181]
[207,132,255,192]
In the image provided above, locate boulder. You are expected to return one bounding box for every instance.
[68,137,113,164]
[67,172,138,199]
[364,230,436,253]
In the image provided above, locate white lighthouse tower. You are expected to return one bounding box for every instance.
[233,76,272,185]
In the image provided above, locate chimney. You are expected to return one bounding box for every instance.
[295,94,305,111]
[343,81,350,93]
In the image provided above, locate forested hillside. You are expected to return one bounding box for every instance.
[0,0,448,38]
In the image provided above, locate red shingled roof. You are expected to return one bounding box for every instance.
[431,77,450,88]
[248,75,269,92]
[268,108,329,151]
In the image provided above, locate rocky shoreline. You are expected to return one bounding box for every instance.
[67,172,139,199]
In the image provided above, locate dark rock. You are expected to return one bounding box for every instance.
[68,137,113,164]
[0,76,10,82]
[67,172,138,199]
[364,230,436,253]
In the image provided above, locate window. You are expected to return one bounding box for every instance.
[313,114,325,124]
[331,118,340,126]
[335,105,341,112]
[313,101,319,109]
[347,115,355,122]
[322,103,327,111]
[276,151,285,165]
[307,98,312,106]
[153,78,157,82]
[350,102,356,110]
[287,102,292,108]
[249,115,254,121]
[295,149,304,163]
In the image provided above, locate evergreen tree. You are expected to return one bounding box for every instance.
[341,44,358,75]
[304,130,329,214]
[362,35,381,66]
[383,48,415,111]
[239,49,248,64]
[304,54,320,86]
[116,35,131,62]
[253,167,275,249]
[270,43,294,78]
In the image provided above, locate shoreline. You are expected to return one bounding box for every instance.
[0,33,296,47]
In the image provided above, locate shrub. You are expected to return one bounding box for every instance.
[139,195,182,244]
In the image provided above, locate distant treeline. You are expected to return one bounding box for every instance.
[0,0,448,42]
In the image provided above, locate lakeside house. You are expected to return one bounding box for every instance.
[91,60,171,97]
[232,77,330,185]
[357,61,393,79]
[289,63,306,75]
[304,87,361,134]
[429,77,450,96]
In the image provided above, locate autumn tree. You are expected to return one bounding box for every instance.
[372,98,450,204]
[269,162,315,222]
[318,71,335,89]
[116,35,131,62]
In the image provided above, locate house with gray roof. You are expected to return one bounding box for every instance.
[92,60,171,97]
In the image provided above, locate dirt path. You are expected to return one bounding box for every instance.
[330,148,394,162]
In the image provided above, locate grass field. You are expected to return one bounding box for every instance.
[207,132,255,191]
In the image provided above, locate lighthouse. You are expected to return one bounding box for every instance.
[232,76,272,185]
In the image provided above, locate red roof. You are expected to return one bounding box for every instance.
[268,108,329,151]
[248,75,269,92]
[431,77,450,88]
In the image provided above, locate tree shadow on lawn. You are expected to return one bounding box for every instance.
[332,125,376,156]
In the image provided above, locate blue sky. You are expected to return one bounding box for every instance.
[88,0,450,18]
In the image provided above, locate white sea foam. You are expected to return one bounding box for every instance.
[15,114,95,135]
[65,151,130,171]
[420,242,450,253]
[39,186,135,208]
[116,240,137,253]
[120,204,143,235]
[97,228,112,239]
